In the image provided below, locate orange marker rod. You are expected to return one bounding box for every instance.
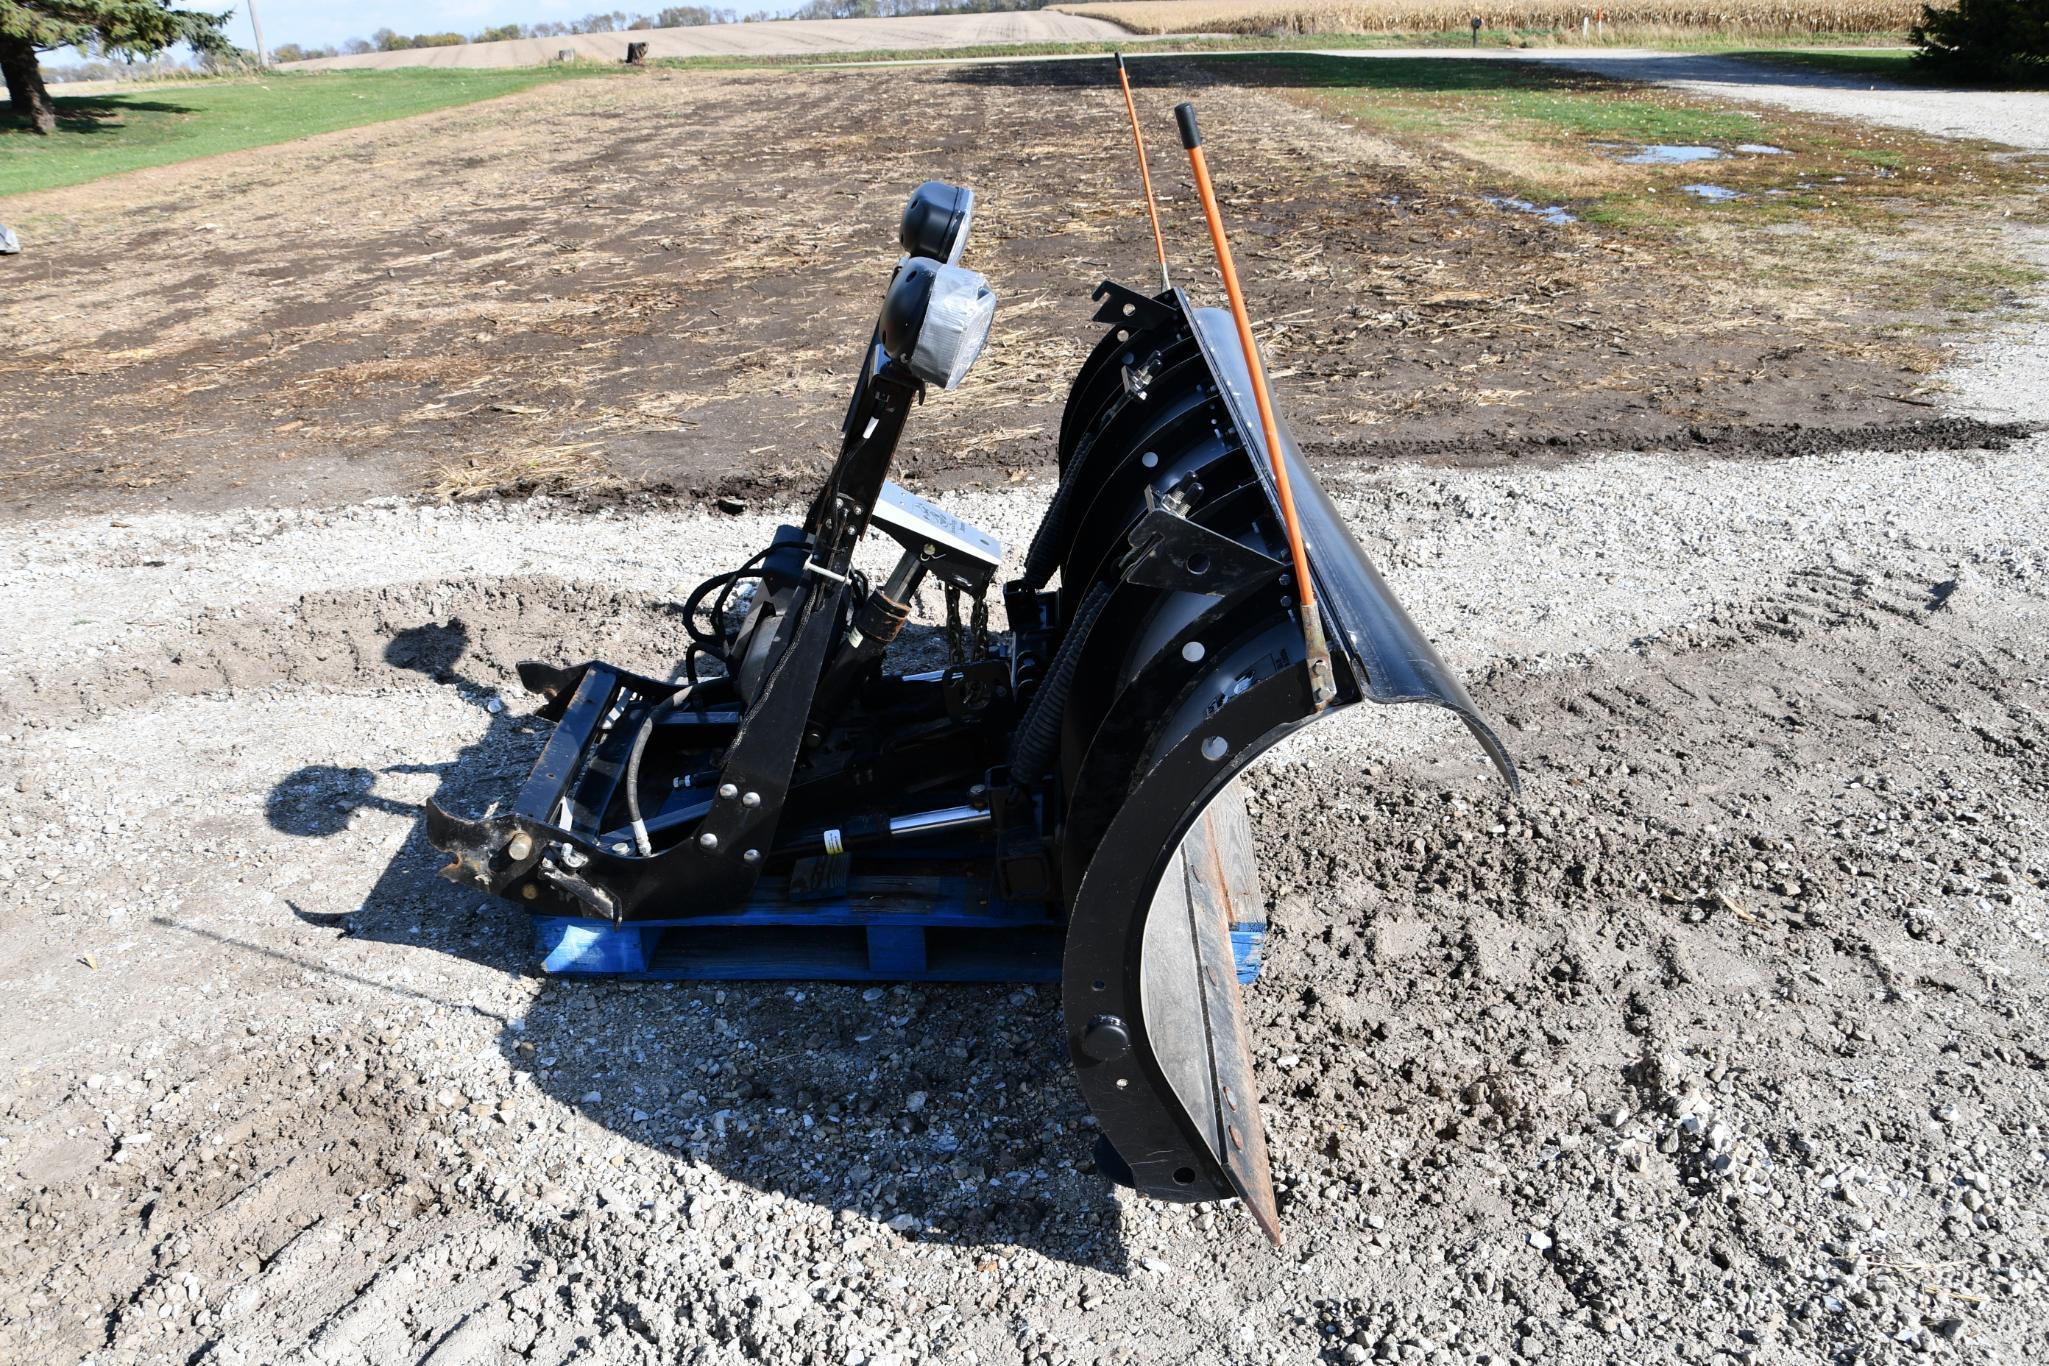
[1174,101,1336,708]
[1114,53,1171,293]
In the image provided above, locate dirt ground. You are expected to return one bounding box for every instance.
[2,55,2047,1366]
[2,62,2025,522]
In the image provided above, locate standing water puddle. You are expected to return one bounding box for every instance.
[1736,143,1788,155]
[1681,184,1742,202]
[1483,195,1576,226]
[1622,145,1724,165]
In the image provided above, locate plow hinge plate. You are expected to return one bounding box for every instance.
[1090,280,1180,334]
[1119,498,1285,598]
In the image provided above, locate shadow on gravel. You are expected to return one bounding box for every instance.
[261,618,1132,1271]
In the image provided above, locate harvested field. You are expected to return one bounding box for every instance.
[284,11,1135,72]
[1058,0,1921,37]
[1,61,2032,516]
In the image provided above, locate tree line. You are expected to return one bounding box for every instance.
[271,9,742,62]
[266,0,1055,62]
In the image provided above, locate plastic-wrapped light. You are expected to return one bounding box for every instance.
[880,257,997,391]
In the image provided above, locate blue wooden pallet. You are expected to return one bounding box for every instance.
[534,913,1264,984]
[532,784,1269,985]
[533,869,1070,983]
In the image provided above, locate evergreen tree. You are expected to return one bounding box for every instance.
[3,1,230,134]
[1912,0,2049,82]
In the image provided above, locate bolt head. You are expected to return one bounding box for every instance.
[698,832,719,850]
[1081,1015,1132,1062]
[742,848,761,864]
[718,783,739,800]
[741,791,761,808]
[506,833,534,862]
[520,883,539,901]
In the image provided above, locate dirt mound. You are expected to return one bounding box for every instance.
[1311,414,2035,469]
[8,576,691,728]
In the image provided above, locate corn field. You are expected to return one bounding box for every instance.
[1052,0,1921,36]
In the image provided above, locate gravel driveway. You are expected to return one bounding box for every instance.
[5,400,2045,1366]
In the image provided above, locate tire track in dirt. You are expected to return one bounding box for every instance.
[1,1021,541,1362]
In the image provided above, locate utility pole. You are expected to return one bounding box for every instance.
[248,0,270,67]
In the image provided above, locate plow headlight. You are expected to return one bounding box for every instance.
[900,180,975,266]
[880,256,997,391]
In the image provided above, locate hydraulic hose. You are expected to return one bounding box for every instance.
[1009,581,1112,785]
[1021,461,1086,592]
[683,545,775,653]
[625,684,694,857]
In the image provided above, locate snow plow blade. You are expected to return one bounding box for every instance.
[1043,284,1515,1240]
[421,179,1511,1241]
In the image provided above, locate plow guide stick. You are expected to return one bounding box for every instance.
[1174,101,1337,710]
[1113,53,1172,293]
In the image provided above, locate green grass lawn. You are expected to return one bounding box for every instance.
[2,38,1936,202]
[1,67,611,198]
[1199,52,1767,143]
[1722,48,1920,80]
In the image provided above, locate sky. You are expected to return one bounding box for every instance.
[230,0,798,52]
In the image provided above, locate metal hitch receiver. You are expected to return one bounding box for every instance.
[426,176,1514,1242]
